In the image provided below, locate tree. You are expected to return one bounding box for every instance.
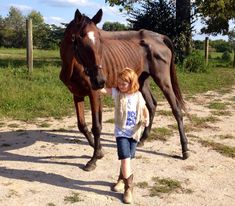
[176,0,192,55]
[228,29,235,67]
[105,0,140,11]
[102,21,129,31]
[3,7,25,47]
[27,10,51,49]
[195,0,235,35]
[128,0,176,40]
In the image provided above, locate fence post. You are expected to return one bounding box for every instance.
[26,19,33,73]
[205,37,209,64]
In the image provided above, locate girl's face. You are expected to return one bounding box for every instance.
[117,79,131,93]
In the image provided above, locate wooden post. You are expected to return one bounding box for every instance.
[233,48,235,68]
[26,19,33,73]
[205,37,209,64]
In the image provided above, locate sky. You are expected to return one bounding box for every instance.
[0,0,230,41]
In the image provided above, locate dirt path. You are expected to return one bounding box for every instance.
[0,87,234,206]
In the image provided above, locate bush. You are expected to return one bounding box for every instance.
[182,51,210,73]
[221,51,231,62]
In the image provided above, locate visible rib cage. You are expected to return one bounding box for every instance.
[101,39,145,87]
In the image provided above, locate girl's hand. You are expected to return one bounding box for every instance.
[100,88,112,95]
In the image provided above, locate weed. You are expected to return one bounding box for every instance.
[218,134,235,139]
[207,102,227,110]
[64,192,83,203]
[7,123,19,128]
[6,189,19,198]
[47,203,56,206]
[136,181,149,189]
[0,122,5,127]
[211,110,231,116]
[38,122,51,128]
[147,127,173,142]
[157,110,172,116]
[149,177,182,197]
[198,139,235,158]
[104,118,114,124]
[189,114,219,129]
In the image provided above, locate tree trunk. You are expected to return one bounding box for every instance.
[176,0,192,55]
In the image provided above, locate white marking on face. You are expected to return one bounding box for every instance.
[87,31,95,44]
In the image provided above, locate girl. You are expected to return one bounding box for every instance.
[100,67,149,204]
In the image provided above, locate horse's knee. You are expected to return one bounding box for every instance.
[91,125,102,136]
[77,123,89,134]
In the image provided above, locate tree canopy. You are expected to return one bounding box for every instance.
[195,0,235,35]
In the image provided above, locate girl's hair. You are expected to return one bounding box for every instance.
[117,67,139,93]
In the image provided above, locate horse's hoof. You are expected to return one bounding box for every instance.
[182,151,189,160]
[83,162,96,171]
[137,141,144,147]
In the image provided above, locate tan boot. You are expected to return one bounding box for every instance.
[112,170,125,192]
[123,174,133,204]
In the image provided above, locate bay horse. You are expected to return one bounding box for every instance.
[60,9,189,171]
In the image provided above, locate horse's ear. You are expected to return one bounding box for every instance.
[92,9,103,24]
[74,9,82,24]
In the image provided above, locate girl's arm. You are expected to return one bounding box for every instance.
[100,88,112,95]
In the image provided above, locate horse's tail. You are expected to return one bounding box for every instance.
[163,36,186,111]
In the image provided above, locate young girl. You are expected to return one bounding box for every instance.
[100,67,149,204]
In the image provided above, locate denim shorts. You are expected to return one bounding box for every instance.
[116,137,137,160]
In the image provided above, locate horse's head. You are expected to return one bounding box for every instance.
[72,9,106,90]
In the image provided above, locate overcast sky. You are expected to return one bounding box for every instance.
[0,0,230,41]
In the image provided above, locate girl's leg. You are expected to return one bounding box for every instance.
[121,158,131,179]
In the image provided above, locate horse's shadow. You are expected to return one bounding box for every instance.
[0,128,180,200]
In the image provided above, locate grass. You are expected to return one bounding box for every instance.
[198,139,235,158]
[0,48,235,121]
[136,177,193,197]
[188,114,220,129]
[207,101,227,110]
[147,127,173,142]
[149,177,182,197]
[211,110,232,116]
[104,118,115,123]
[64,192,83,203]
[218,134,235,139]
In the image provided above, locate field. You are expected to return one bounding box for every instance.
[0,48,235,205]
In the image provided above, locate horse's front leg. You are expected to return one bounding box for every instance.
[83,91,104,171]
[73,95,94,147]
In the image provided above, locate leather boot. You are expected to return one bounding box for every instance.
[123,174,133,204]
[112,169,125,192]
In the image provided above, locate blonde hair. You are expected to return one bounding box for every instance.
[117,67,139,93]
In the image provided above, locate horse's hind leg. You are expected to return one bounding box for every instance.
[74,95,94,147]
[138,73,157,147]
[150,69,189,159]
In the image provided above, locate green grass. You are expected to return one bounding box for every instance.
[147,127,173,142]
[207,101,227,110]
[0,48,235,120]
[198,139,235,158]
[149,177,182,197]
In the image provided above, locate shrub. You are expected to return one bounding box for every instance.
[182,51,210,73]
[221,51,231,62]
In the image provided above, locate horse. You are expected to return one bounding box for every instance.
[60,9,189,171]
